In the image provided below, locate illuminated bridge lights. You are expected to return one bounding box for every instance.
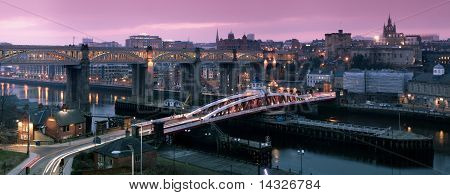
[134,90,336,135]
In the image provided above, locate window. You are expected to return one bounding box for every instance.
[78,124,83,130]
[61,126,69,132]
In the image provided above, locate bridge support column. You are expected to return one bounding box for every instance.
[219,63,239,95]
[180,63,201,107]
[131,46,154,106]
[131,64,148,104]
[180,48,202,107]
[65,44,90,113]
[154,121,165,146]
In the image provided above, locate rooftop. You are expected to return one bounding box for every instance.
[52,109,85,126]
[412,73,450,85]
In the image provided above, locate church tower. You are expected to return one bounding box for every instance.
[216,29,219,44]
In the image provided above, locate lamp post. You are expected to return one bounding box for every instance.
[297,149,305,175]
[27,114,33,156]
[112,144,134,175]
[139,124,143,175]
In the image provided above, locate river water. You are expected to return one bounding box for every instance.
[3,82,449,175]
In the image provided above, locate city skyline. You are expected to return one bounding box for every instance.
[1,0,450,45]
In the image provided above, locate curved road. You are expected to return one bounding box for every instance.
[1,130,126,175]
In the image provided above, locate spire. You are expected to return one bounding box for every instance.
[388,13,392,25]
[216,29,219,43]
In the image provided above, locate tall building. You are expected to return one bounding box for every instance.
[379,15,405,46]
[125,34,163,48]
[216,31,261,51]
[325,30,352,59]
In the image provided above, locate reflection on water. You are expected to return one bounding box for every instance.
[219,110,449,174]
[1,82,130,132]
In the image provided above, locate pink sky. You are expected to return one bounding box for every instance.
[1,0,449,45]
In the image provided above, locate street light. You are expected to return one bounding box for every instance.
[139,124,143,175]
[111,144,135,175]
[27,120,33,156]
[297,149,305,175]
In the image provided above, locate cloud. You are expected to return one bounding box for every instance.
[137,22,240,30]
[88,22,240,37]
[0,17,43,29]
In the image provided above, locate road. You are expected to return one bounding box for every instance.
[1,130,126,175]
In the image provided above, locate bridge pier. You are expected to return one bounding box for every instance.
[131,63,150,104]
[180,48,202,107]
[131,46,154,105]
[219,63,239,95]
[65,44,90,113]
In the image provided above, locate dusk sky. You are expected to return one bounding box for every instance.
[1,0,449,45]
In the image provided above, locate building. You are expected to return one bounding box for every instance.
[14,65,65,81]
[154,62,180,90]
[406,64,450,110]
[81,38,121,47]
[94,137,156,171]
[350,47,416,67]
[163,41,194,49]
[405,35,421,46]
[89,64,131,86]
[306,70,333,88]
[422,51,450,70]
[283,39,301,51]
[247,33,255,41]
[325,30,352,59]
[193,43,216,50]
[44,109,87,142]
[125,34,163,48]
[379,15,405,46]
[343,69,413,94]
[421,34,440,42]
[422,40,450,52]
[260,40,283,51]
[216,31,261,51]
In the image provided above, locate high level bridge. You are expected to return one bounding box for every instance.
[0,45,299,111]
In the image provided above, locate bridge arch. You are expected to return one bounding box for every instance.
[0,50,79,65]
[90,51,146,64]
[200,52,234,63]
[153,52,196,63]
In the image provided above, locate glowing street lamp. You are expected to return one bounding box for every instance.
[297,149,305,175]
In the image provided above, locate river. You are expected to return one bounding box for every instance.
[2,82,449,175]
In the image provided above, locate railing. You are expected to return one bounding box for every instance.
[136,92,336,135]
[294,118,387,136]
[343,104,450,117]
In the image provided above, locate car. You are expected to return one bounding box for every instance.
[366,101,375,106]
[379,103,391,107]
